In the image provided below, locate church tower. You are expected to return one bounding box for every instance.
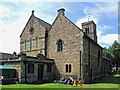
[82,20,97,42]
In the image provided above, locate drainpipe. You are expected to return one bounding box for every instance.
[81,36,84,82]
[80,51,84,79]
[45,28,48,58]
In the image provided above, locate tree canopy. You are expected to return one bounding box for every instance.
[103,41,120,70]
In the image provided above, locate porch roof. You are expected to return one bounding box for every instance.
[0,65,16,69]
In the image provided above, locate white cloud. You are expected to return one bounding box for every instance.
[98,34,118,48]
[0,12,30,53]
[0,6,11,19]
[0,2,118,53]
[76,2,118,48]
[0,2,57,53]
[97,29,102,37]
[97,25,112,37]
[96,24,117,47]
[76,15,98,29]
[1,0,119,2]
[84,2,118,18]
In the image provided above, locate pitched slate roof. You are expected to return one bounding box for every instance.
[20,12,51,37]
[0,52,15,60]
[35,16,51,29]
[0,65,16,69]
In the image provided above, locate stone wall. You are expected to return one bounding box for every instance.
[83,35,103,82]
[19,54,54,83]
[47,10,84,79]
[20,14,46,57]
[82,21,97,42]
[102,57,112,76]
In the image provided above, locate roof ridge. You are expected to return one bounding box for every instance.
[0,52,13,55]
[35,16,51,29]
[35,16,51,25]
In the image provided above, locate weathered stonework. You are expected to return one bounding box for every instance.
[47,10,84,79]
[13,9,112,82]
[83,35,103,82]
[20,13,50,57]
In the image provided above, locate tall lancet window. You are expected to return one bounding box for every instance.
[36,37,38,49]
[97,50,100,65]
[30,39,32,50]
[56,39,63,52]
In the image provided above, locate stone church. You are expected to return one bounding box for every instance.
[1,8,112,83]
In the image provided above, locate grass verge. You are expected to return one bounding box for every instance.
[1,73,120,90]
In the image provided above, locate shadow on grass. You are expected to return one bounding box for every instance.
[93,73,120,84]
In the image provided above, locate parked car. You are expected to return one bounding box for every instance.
[0,65,18,84]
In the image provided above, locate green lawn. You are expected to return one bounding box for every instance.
[1,74,120,89]
[82,73,120,88]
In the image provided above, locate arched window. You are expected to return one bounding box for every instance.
[98,50,100,59]
[56,39,63,52]
[24,40,27,50]
[85,27,89,34]
[66,64,68,73]
[36,37,38,49]
[98,50,100,65]
[30,39,32,50]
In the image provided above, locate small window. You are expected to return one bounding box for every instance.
[30,39,32,50]
[85,27,89,34]
[87,27,89,33]
[66,64,68,73]
[29,27,34,35]
[65,64,72,73]
[56,39,63,52]
[85,28,87,34]
[28,63,34,73]
[36,37,38,49]
[47,64,52,72]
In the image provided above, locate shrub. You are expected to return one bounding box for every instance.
[117,68,120,74]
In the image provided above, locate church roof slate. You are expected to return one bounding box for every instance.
[35,16,51,29]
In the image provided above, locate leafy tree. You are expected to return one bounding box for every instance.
[103,41,120,72]
[103,47,113,61]
[111,41,120,71]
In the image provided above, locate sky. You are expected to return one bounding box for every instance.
[0,0,119,54]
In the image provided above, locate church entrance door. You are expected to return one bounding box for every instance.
[38,64,44,80]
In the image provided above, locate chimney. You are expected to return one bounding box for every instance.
[57,8,65,16]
